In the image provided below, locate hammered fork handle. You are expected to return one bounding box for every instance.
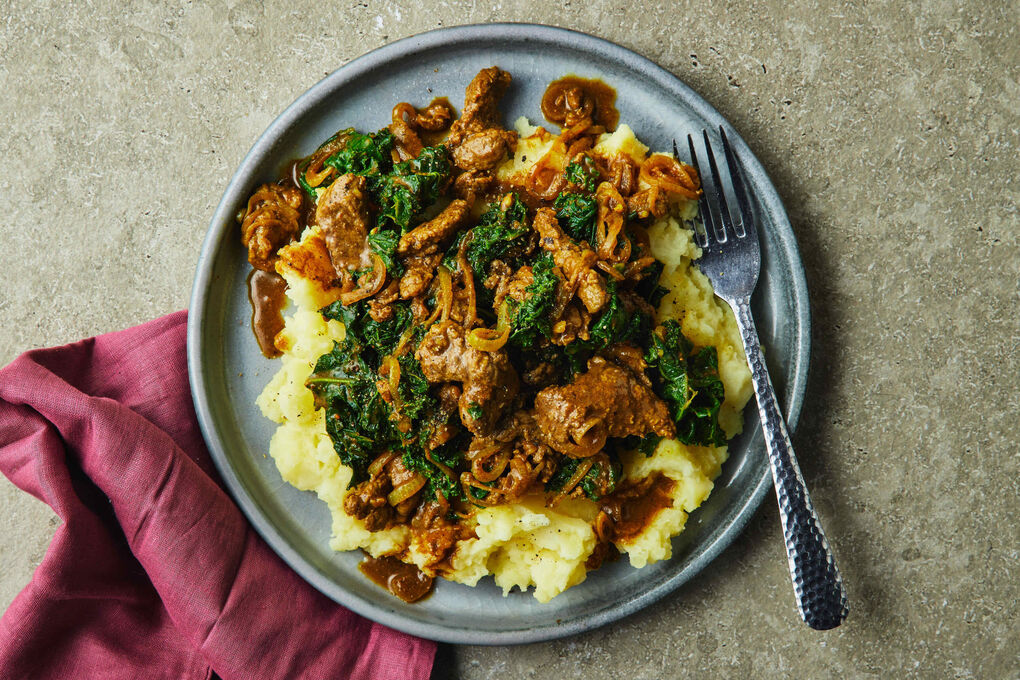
[733,299,849,630]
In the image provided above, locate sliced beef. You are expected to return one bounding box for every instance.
[413,100,455,131]
[343,474,393,532]
[397,199,470,255]
[451,171,496,203]
[415,320,519,435]
[452,128,517,173]
[315,174,372,274]
[533,356,675,457]
[240,184,303,271]
[399,252,442,299]
[447,67,513,146]
[533,208,608,314]
[368,279,400,322]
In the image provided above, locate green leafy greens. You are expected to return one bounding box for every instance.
[552,192,598,245]
[464,193,530,276]
[507,252,559,347]
[564,157,599,192]
[370,145,452,233]
[644,320,727,447]
[309,299,465,499]
[323,129,395,177]
[544,454,621,500]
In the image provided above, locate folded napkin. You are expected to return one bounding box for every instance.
[0,311,436,680]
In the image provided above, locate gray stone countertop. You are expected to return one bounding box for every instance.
[1,2,1016,678]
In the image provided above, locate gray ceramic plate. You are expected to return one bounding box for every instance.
[188,23,809,645]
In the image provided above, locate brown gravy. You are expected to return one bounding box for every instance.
[246,269,288,359]
[541,76,619,131]
[600,473,677,543]
[359,554,434,603]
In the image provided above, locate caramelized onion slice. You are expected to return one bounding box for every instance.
[388,474,426,505]
[339,253,387,305]
[467,301,510,352]
[437,265,453,322]
[367,451,397,478]
[639,154,702,199]
[384,355,402,409]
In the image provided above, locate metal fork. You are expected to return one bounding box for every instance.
[676,128,849,630]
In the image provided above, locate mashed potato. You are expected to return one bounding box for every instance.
[257,123,752,602]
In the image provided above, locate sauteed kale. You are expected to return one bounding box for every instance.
[240,67,724,537]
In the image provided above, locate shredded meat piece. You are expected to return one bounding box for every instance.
[315,174,372,275]
[343,474,393,532]
[533,356,675,457]
[398,200,471,254]
[368,279,400,322]
[490,264,533,310]
[415,320,519,435]
[482,259,513,298]
[437,383,462,414]
[521,361,558,389]
[240,184,303,271]
[549,301,592,346]
[399,252,441,299]
[452,128,517,173]
[452,171,496,203]
[414,101,454,131]
[462,436,552,505]
[533,208,608,313]
[343,456,425,531]
[603,343,651,385]
[447,67,513,146]
[627,187,669,219]
[410,500,471,567]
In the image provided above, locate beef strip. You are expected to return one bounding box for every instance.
[315,174,372,275]
[447,67,513,146]
[399,252,442,299]
[415,320,519,436]
[414,101,454,131]
[240,184,303,271]
[410,500,472,568]
[342,455,423,532]
[452,128,517,173]
[533,208,608,314]
[368,279,400,322]
[533,355,675,457]
[397,199,471,255]
[343,474,393,532]
[451,171,496,203]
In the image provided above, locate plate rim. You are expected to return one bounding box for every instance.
[188,22,811,645]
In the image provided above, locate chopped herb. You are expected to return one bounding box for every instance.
[564,156,599,192]
[465,401,485,421]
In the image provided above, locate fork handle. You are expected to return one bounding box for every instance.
[733,300,849,630]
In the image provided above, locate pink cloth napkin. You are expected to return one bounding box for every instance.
[0,310,436,679]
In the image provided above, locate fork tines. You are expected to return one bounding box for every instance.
[673,126,754,247]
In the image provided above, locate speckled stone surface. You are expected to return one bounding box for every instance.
[1,2,1016,677]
